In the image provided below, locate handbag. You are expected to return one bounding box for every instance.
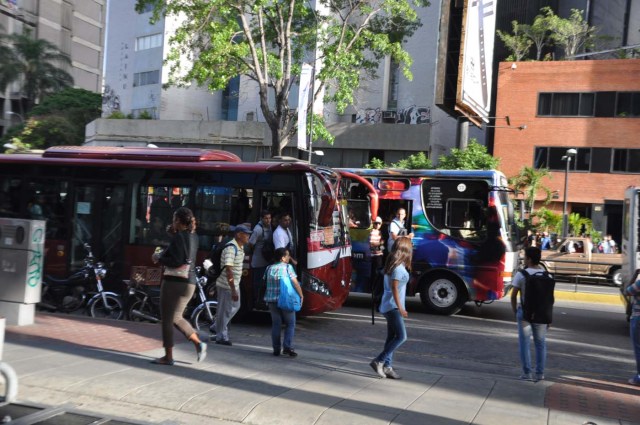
[277,268,301,312]
[163,233,192,279]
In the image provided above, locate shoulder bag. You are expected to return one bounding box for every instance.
[277,267,301,312]
[164,233,192,279]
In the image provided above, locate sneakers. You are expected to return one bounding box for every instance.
[535,374,545,382]
[628,377,640,386]
[215,339,232,346]
[369,359,386,378]
[196,342,207,363]
[519,373,533,381]
[282,348,298,357]
[273,348,281,356]
[383,366,401,380]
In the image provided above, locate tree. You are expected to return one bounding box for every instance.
[0,32,73,112]
[549,9,598,59]
[497,20,533,61]
[436,140,499,170]
[532,207,562,234]
[136,0,428,157]
[521,7,556,61]
[568,212,592,236]
[508,166,552,218]
[3,88,102,149]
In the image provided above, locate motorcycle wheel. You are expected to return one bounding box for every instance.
[128,299,158,323]
[191,301,217,336]
[90,294,124,320]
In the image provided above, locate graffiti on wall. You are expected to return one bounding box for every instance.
[102,85,121,114]
[355,105,431,124]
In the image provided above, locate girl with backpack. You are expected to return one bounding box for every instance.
[370,236,413,379]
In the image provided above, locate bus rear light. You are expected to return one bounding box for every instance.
[378,180,409,191]
[301,272,331,297]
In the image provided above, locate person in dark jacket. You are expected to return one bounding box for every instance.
[151,207,207,365]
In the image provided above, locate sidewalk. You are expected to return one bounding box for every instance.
[1,313,639,425]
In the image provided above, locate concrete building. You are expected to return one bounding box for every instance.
[493,59,640,241]
[100,0,461,167]
[0,0,106,135]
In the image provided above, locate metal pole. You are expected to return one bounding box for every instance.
[562,157,571,238]
[307,69,315,164]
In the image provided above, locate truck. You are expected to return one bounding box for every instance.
[539,236,623,286]
[621,186,640,319]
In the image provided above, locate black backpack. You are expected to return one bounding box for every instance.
[207,241,238,280]
[520,269,555,324]
[257,222,275,263]
[370,269,385,324]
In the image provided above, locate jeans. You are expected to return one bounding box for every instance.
[375,308,407,367]
[517,307,547,375]
[268,302,296,350]
[631,316,640,379]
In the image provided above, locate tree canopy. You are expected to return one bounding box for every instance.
[0,32,73,112]
[136,0,429,157]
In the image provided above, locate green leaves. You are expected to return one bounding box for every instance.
[135,0,429,157]
[437,140,500,170]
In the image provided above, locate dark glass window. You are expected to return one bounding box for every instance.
[548,148,572,171]
[537,92,595,117]
[595,91,616,117]
[575,148,590,171]
[534,147,548,168]
[551,93,580,115]
[538,93,552,115]
[612,149,627,172]
[616,92,640,117]
[579,93,595,116]
[629,150,640,172]
[591,148,612,173]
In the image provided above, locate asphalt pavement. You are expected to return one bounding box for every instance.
[1,309,639,425]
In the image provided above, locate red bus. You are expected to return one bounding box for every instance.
[0,146,355,315]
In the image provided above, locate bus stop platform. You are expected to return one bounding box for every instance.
[1,313,639,425]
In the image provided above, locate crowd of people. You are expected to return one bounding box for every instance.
[149,206,639,387]
[526,229,618,254]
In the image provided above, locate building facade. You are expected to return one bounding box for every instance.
[0,0,105,135]
[493,59,640,240]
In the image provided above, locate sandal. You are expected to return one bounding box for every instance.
[151,357,175,366]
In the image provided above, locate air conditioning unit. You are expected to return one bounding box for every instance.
[382,111,397,123]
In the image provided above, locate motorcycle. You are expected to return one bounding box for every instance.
[39,243,124,320]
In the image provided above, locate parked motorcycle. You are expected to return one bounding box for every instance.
[39,243,124,320]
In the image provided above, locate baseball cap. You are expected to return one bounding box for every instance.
[235,224,253,235]
[374,217,383,224]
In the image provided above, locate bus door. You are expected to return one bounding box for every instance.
[71,184,127,276]
[258,191,297,255]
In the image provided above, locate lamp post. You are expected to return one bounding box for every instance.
[561,148,577,238]
[4,111,24,124]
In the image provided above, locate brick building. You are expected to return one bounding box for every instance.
[493,59,640,240]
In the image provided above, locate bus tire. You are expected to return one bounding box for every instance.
[419,274,467,316]
[610,268,622,287]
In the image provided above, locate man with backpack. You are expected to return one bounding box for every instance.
[510,246,555,382]
[248,210,274,304]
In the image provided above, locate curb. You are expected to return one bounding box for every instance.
[554,290,622,305]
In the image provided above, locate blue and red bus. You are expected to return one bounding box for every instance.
[341,168,520,315]
[0,146,360,315]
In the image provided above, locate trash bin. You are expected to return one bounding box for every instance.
[0,218,46,326]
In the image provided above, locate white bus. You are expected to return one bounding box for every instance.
[622,186,640,319]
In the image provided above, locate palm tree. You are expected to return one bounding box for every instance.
[0,32,73,113]
[509,166,553,219]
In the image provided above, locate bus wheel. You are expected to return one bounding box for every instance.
[420,275,466,315]
[610,269,622,287]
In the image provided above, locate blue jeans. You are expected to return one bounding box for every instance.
[375,309,407,367]
[631,316,640,379]
[268,302,296,350]
[517,307,547,375]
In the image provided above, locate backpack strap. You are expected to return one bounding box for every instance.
[518,269,530,306]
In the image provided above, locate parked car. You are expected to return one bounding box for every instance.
[539,237,623,286]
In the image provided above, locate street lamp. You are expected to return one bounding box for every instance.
[4,111,24,124]
[561,148,577,238]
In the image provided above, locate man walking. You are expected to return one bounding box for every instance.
[511,246,553,381]
[626,276,640,386]
[248,210,273,303]
[215,225,252,345]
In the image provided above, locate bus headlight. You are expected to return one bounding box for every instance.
[301,272,331,297]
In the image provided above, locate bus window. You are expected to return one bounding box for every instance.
[138,185,191,246]
[25,180,70,240]
[194,186,233,250]
[0,178,21,218]
[446,199,485,240]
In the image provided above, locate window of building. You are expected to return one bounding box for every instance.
[534,147,640,174]
[133,70,160,87]
[534,147,591,171]
[612,149,640,173]
[537,92,594,117]
[616,92,640,117]
[387,60,400,111]
[135,33,163,51]
[534,147,548,168]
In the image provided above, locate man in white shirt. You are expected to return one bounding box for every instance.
[273,213,297,266]
[387,208,414,252]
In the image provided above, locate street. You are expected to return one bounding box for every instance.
[238,294,633,384]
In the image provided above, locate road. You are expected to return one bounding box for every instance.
[237,293,633,385]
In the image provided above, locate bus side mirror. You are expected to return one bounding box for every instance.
[318,194,336,227]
